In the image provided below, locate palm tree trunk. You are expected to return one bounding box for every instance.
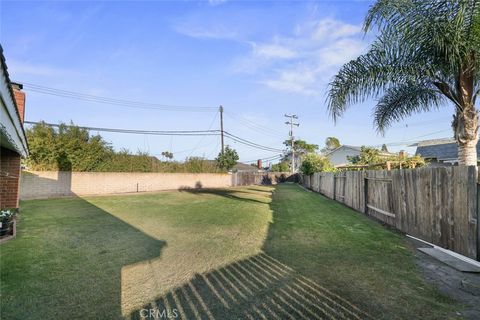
[458,138,478,166]
[454,105,479,166]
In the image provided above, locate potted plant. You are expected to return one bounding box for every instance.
[0,209,16,237]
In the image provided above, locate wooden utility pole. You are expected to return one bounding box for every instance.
[219,105,224,154]
[284,114,299,173]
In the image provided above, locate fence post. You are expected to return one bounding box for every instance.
[363,171,368,215]
[333,173,336,200]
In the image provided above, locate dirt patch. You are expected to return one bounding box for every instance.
[408,238,480,319]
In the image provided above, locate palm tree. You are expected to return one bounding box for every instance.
[327,0,480,166]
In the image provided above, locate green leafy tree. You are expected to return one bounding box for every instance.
[300,154,334,175]
[381,144,389,152]
[327,0,480,166]
[27,122,225,173]
[184,157,221,173]
[325,137,340,151]
[215,146,239,170]
[283,139,319,154]
[25,123,59,170]
[26,122,112,171]
[348,146,426,170]
[271,161,290,172]
[348,147,382,166]
[161,151,174,160]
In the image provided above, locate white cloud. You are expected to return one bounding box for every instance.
[236,18,367,95]
[311,18,362,40]
[174,23,239,40]
[253,43,297,59]
[174,15,368,96]
[6,60,80,78]
[208,0,228,6]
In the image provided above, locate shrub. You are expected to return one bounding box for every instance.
[300,154,334,175]
[271,161,290,172]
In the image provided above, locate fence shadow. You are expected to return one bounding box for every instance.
[177,188,271,205]
[130,252,370,320]
[130,183,370,320]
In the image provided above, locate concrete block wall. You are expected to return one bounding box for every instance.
[20,171,233,200]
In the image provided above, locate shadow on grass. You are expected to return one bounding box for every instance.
[130,252,370,320]
[0,195,166,320]
[130,184,371,320]
[178,187,271,205]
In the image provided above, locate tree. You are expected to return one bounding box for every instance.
[161,151,173,160]
[215,146,239,170]
[271,161,290,172]
[325,137,340,151]
[381,144,389,152]
[348,146,382,166]
[327,0,480,166]
[300,154,334,175]
[283,139,318,154]
[348,146,426,170]
[26,121,112,171]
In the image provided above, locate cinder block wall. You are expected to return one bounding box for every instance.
[20,171,233,200]
[0,147,21,208]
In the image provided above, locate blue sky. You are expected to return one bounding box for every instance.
[1,0,455,163]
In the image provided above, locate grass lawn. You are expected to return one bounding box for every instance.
[0,184,459,319]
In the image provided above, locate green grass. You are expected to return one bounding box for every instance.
[0,184,459,319]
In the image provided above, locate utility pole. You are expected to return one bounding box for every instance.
[219,105,224,154]
[285,114,299,173]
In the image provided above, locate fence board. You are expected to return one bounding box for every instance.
[302,166,478,260]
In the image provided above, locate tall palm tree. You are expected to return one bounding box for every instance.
[327,0,480,166]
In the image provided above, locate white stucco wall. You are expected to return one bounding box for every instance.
[325,146,360,167]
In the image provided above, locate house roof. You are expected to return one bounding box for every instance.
[0,45,28,156]
[324,145,394,157]
[323,145,361,156]
[413,138,480,161]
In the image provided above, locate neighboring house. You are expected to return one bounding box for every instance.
[0,46,28,209]
[324,145,395,167]
[411,138,479,166]
[232,162,260,172]
[323,145,361,167]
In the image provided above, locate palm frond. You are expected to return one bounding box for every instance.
[374,82,445,133]
[328,0,480,129]
[327,31,433,120]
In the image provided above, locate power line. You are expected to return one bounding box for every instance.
[242,154,283,163]
[224,111,284,137]
[223,131,284,152]
[187,111,219,158]
[25,120,285,153]
[21,83,217,112]
[224,135,284,153]
[370,129,452,148]
[24,121,221,136]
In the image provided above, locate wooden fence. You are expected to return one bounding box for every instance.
[302,166,479,260]
[232,172,297,186]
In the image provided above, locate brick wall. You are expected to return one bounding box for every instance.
[0,147,21,208]
[20,171,234,199]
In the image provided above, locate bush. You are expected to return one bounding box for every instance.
[215,146,239,170]
[300,154,334,175]
[25,122,225,173]
[271,161,290,172]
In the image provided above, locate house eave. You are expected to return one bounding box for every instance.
[0,46,28,157]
